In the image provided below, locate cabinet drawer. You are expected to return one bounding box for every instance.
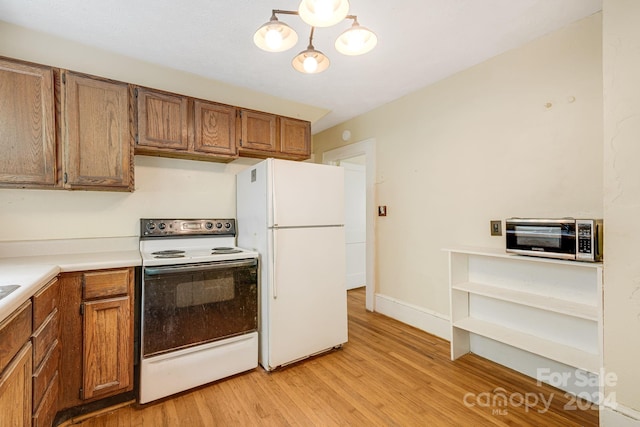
[33,340,59,410]
[0,300,32,371]
[83,269,130,299]
[33,277,59,330]
[33,370,58,427]
[32,309,58,369]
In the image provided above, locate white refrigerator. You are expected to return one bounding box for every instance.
[236,158,348,370]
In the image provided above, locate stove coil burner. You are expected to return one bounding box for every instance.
[212,247,242,254]
[152,249,186,259]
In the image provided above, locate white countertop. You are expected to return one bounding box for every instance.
[0,264,60,323]
[0,237,141,324]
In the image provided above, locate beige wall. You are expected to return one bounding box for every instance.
[0,21,328,241]
[602,0,640,418]
[313,14,603,317]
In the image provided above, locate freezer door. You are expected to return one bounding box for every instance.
[270,159,344,227]
[267,226,348,369]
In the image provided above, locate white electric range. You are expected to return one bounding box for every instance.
[138,218,259,404]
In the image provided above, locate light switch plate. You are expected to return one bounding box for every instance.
[490,220,502,236]
[378,206,387,216]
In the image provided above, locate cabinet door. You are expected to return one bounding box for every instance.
[82,296,132,400]
[136,87,188,151]
[279,117,311,158]
[63,72,133,191]
[193,100,238,157]
[0,58,56,187]
[0,343,33,427]
[239,110,277,152]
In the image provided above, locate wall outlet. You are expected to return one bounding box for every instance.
[490,220,502,236]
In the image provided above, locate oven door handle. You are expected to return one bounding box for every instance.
[144,259,257,276]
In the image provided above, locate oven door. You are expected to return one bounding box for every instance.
[505,219,576,259]
[142,258,258,358]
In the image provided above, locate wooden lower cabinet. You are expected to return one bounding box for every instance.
[0,300,34,427]
[82,296,131,399]
[59,267,134,410]
[0,343,33,427]
[31,277,60,427]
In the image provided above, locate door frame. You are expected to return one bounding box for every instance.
[323,139,376,312]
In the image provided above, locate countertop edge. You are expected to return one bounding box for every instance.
[0,250,141,324]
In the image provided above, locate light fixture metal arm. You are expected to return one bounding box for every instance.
[307,26,316,49]
[271,9,300,17]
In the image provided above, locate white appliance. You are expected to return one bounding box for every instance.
[236,158,348,370]
[138,218,259,404]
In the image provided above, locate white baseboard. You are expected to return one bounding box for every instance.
[374,293,450,340]
[601,402,640,426]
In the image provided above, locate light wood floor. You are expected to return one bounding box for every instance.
[69,288,598,426]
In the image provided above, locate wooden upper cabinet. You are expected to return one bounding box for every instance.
[62,71,133,191]
[280,117,311,158]
[135,87,189,151]
[0,57,56,188]
[193,100,237,157]
[239,110,277,153]
[239,110,311,160]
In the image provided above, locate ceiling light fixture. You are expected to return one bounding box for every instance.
[253,0,377,74]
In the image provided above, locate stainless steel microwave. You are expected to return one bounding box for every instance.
[505,218,603,262]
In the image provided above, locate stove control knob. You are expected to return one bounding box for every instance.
[224,222,231,229]
[147,223,156,231]
[215,222,223,229]
[158,223,166,230]
[205,222,214,230]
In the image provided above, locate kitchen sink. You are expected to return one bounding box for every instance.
[0,285,20,300]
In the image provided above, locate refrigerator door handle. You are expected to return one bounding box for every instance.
[270,159,278,227]
[272,229,277,299]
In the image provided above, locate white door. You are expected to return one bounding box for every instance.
[270,159,344,227]
[341,158,366,290]
[268,226,348,369]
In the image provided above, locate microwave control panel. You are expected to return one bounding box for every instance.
[575,219,603,262]
[577,222,593,254]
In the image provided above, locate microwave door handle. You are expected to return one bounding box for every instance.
[144,259,257,276]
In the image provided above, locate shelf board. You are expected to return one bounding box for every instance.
[452,281,598,321]
[453,317,600,374]
[444,246,603,269]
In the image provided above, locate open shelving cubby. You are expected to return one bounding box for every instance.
[446,246,603,378]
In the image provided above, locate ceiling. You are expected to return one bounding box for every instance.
[0,0,601,133]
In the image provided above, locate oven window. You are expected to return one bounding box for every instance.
[142,259,257,357]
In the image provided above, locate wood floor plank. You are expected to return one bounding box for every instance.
[70,288,598,427]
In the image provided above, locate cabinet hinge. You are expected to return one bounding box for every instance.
[239,110,242,118]
[239,139,243,147]
[135,134,139,144]
[80,303,84,316]
[62,73,66,84]
[79,388,83,399]
[134,88,138,98]
[63,172,68,184]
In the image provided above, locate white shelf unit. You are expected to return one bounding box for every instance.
[446,246,603,376]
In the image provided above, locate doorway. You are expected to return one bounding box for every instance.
[323,139,376,312]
